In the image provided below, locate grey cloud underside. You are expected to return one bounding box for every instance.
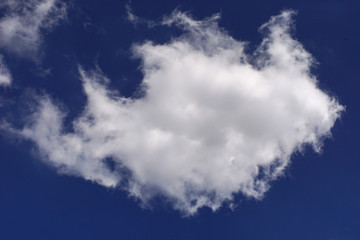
[17,10,343,215]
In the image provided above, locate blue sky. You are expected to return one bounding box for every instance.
[0,0,359,239]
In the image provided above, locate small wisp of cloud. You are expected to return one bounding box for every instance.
[125,3,156,28]
[0,55,12,86]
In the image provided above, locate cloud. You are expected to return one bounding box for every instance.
[13,10,343,215]
[125,3,155,28]
[0,0,67,58]
[0,55,12,86]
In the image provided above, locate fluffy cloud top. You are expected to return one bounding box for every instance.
[0,0,66,57]
[16,10,343,215]
[0,55,12,86]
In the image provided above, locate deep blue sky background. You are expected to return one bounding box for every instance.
[1,0,359,239]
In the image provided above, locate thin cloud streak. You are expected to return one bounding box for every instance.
[0,55,12,86]
[126,3,156,28]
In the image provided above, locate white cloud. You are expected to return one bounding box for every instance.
[126,4,142,25]
[0,0,67,58]
[0,55,12,86]
[125,4,155,28]
[14,10,343,215]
